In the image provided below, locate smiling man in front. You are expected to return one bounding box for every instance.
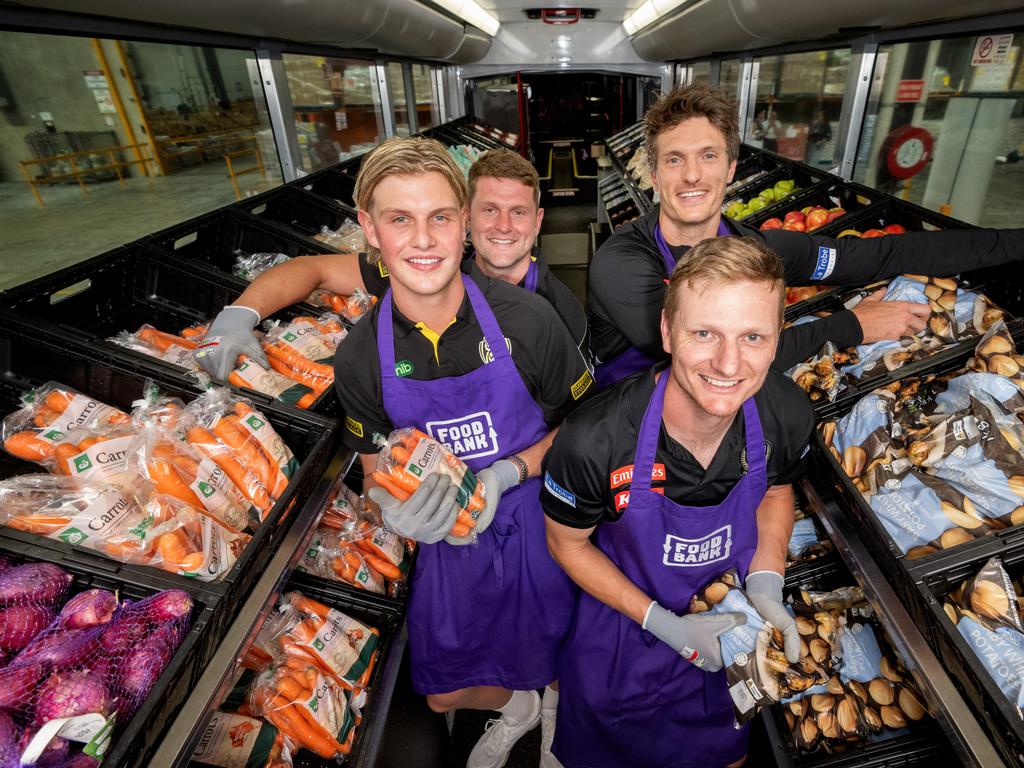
[544,236,813,767]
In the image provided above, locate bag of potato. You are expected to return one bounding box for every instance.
[969,320,1024,389]
[785,316,852,403]
[944,556,1024,713]
[821,390,904,492]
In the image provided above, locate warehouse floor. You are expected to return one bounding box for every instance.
[0,160,280,290]
[1,160,1022,293]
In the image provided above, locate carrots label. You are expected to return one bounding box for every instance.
[46,395,120,439]
[306,609,378,685]
[406,437,478,513]
[302,672,354,744]
[158,344,198,370]
[235,360,312,404]
[190,458,249,531]
[192,515,240,582]
[64,436,134,488]
[277,321,335,363]
[53,488,137,548]
[191,712,276,768]
[369,527,405,568]
[236,410,300,480]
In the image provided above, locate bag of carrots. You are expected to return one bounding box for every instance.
[229,356,320,409]
[183,389,298,521]
[256,315,340,399]
[127,421,257,534]
[274,592,380,692]
[2,382,129,465]
[299,483,412,595]
[110,324,200,372]
[45,421,139,491]
[247,658,357,760]
[142,494,249,581]
[372,427,487,540]
[332,287,377,324]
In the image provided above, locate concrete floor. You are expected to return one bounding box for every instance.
[0,160,280,290]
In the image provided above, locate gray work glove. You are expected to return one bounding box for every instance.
[195,306,268,382]
[445,459,520,546]
[746,570,800,663]
[368,473,459,544]
[643,602,746,672]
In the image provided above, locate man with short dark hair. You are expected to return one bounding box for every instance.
[545,236,812,767]
[590,83,1024,387]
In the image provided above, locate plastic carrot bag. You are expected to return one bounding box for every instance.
[184,389,298,516]
[229,355,319,409]
[333,288,377,324]
[297,527,387,596]
[373,427,486,539]
[275,592,379,691]
[0,474,154,558]
[234,252,292,282]
[127,422,257,534]
[247,659,356,759]
[313,220,365,252]
[145,495,250,581]
[192,669,295,768]
[109,324,200,372]
[2,383,129,465]
[259,316,339,395]
[315,484,412,591]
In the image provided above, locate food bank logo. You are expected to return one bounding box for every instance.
[426,411,498,460]
[662,525,732,567]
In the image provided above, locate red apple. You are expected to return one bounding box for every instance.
[784,210,806,224]
[782,220,807,232]
[883,223,907,235]
[760,218,783,231]
[805,208,829,231]
[801,206,814,216]
[862,229,886,238]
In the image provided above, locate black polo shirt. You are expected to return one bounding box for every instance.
[588,207,1024,371]
[334,268,595,454]
[358,249,591,363]
[541,363,814,529]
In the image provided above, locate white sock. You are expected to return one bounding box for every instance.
[542,685,558,712]
[497,689,536,723]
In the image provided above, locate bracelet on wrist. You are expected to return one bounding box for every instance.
[507,454,529,484]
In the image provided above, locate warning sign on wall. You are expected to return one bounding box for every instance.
[895,80,924,102]
[972,34,1013,66]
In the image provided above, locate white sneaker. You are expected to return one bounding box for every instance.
[466,691,542,768]
[539,707,564,768]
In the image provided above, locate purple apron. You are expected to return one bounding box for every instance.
[594,219,732,388]
[377,274,575,694]
[552,371,766,768]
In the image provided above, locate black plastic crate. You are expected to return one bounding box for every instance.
[722,163,833,221]
[740,178,886,234]
[187,576,404,768]
[0,319,339,650]
[812,324,1024,614]
[293,167,356,209]
[235,185,358,251]
[423,124,496,151]
[834,192,974,236]
[915,542,1024,766]
[726,147,788,197]
[0,536,215,768]
[0,244,338,414]
[146,207,334,286]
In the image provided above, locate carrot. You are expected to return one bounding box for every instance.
[212,416,275,490]
[32,405,61,428]
[5,514,72,534]
[264,701,337,759]
[370,471,411,501]
[147,457,205,509]
[108,411,130,425]
[138,327,198,352]
[450,521,471,538]
[157,530,205,572]
[3,431,56,461]
[264,347,332,392]
[361,550,402,581]
[276,675,310,702]
[293,595,332,621]
[53,443,79,474]
[375,466,419,496]
[179,324,208,339]
[44,390,74,412]
[326,294,345,314]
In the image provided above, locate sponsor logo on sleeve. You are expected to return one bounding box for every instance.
[614,486,664,511]
[662,525,733,567]
[544,472,577,508]
[426,411,498,460]
[345,416,364,438]
[570,370,594,400]
[609,463,666,489]
[810,246,837,281]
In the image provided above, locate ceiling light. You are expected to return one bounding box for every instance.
[433,0,500,36]
[622,0,690,36]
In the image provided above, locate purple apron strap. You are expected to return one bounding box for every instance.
[524,258,539,293]
[654,217,734,275]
